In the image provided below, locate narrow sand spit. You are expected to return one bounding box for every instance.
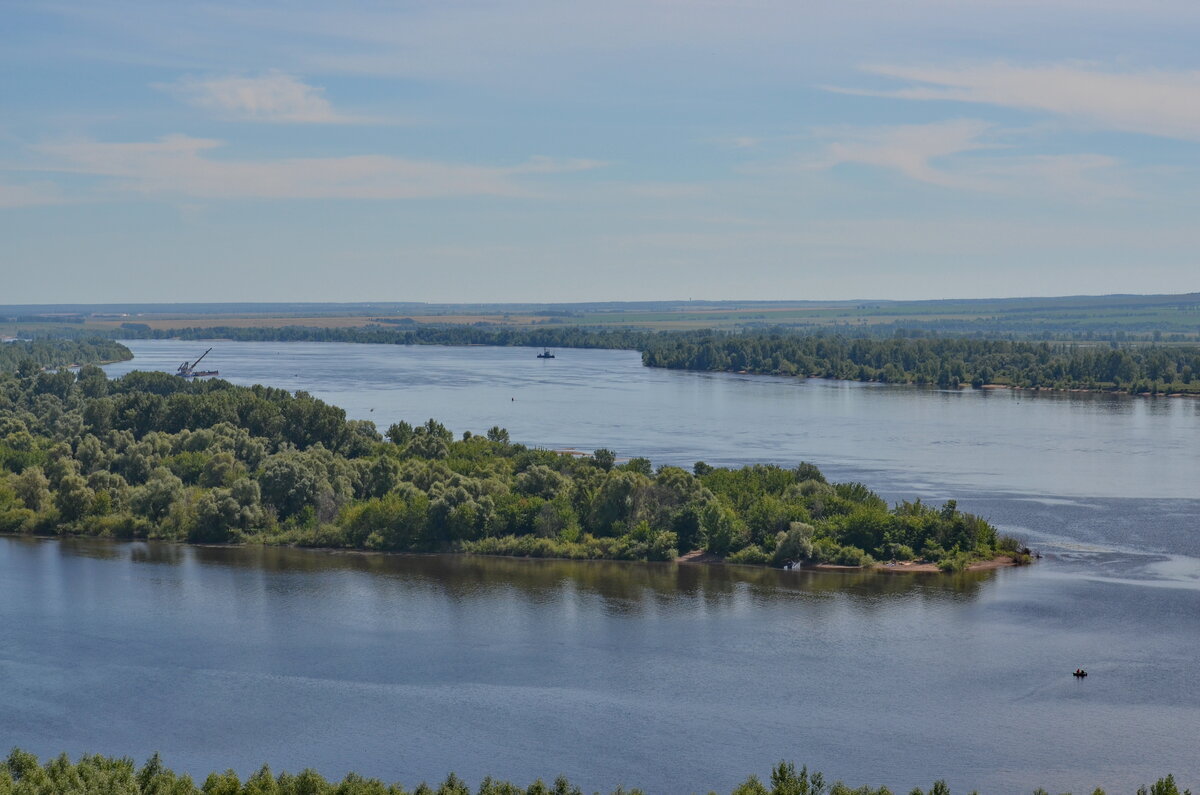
[674,551,1020,573]
[856,555,1017,574]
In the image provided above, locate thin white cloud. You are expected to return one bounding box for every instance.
[162,71,361,123]
[808,119,996,188]
[30,135,604,200]
[843,63,1200,141]
[797,120,1132,199]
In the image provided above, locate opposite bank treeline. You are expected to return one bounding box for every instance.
[0,750,1190,795]
[0,367,1014,569]
[640,332,1200,394]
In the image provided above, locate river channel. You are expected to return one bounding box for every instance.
[1,339,1195,794]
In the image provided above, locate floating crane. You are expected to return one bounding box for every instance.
[177,347,219,378]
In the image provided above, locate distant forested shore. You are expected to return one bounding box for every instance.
[0,750,1189,795]
[0,338,132,373]
[0,367,1015,571]
[105,323,653,350]
[640,332,1200,394]
[49,322,1200,395]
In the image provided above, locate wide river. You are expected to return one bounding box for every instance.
[1,340,1196,793]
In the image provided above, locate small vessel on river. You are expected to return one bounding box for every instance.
[177,347,219,377]
[537,348,555,359]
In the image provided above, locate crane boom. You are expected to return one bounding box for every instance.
[177,347,217,377]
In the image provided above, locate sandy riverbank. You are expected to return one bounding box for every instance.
[675,549,1021,574]
[868,555,1019,573]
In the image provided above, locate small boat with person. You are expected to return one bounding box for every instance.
[1073,668,1088,678]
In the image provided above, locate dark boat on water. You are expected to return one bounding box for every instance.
[1073,669,1088,678]
[177,347,219,378]
[536,348,555,359]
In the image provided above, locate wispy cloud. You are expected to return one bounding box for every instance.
[798,119,1132,199]
[807,119,996,188]
[160,71,363,123]
[839,63,1200,141]
[29,135,604,200]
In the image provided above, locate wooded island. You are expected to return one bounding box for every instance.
[0,362,1015,571]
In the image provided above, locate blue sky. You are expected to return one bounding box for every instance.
[3,0,1199,303]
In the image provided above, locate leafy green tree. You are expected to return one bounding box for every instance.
[587,470,644,534]
[54,473,94,522]
[1138,774,1189,795]
[591,449,616,471]
[82,393,115,432]
[131,468,185,522]
[407,421,452,459]
[701,502,747,556]
[386,421,414,446]
[772,523,815,566]
[362,455,402,499]
[622,457,652,476]
[795,461,826,483]
[15,466,51,512]
[731,776,770,795]
[259,453,323,518]
[515,465,569,500]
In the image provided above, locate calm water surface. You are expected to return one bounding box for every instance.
[3,340,1194,793]
[104,341,1200,502]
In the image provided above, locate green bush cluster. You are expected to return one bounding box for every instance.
[0,751,1189,795]
[0,368,1011,567]
[0,338,132,374]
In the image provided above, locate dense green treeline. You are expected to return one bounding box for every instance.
[0,338,132,374]
[0,751,1190,795]
[115,324,654,350]
[0,368,1012,569]
[641,332,1200,394]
